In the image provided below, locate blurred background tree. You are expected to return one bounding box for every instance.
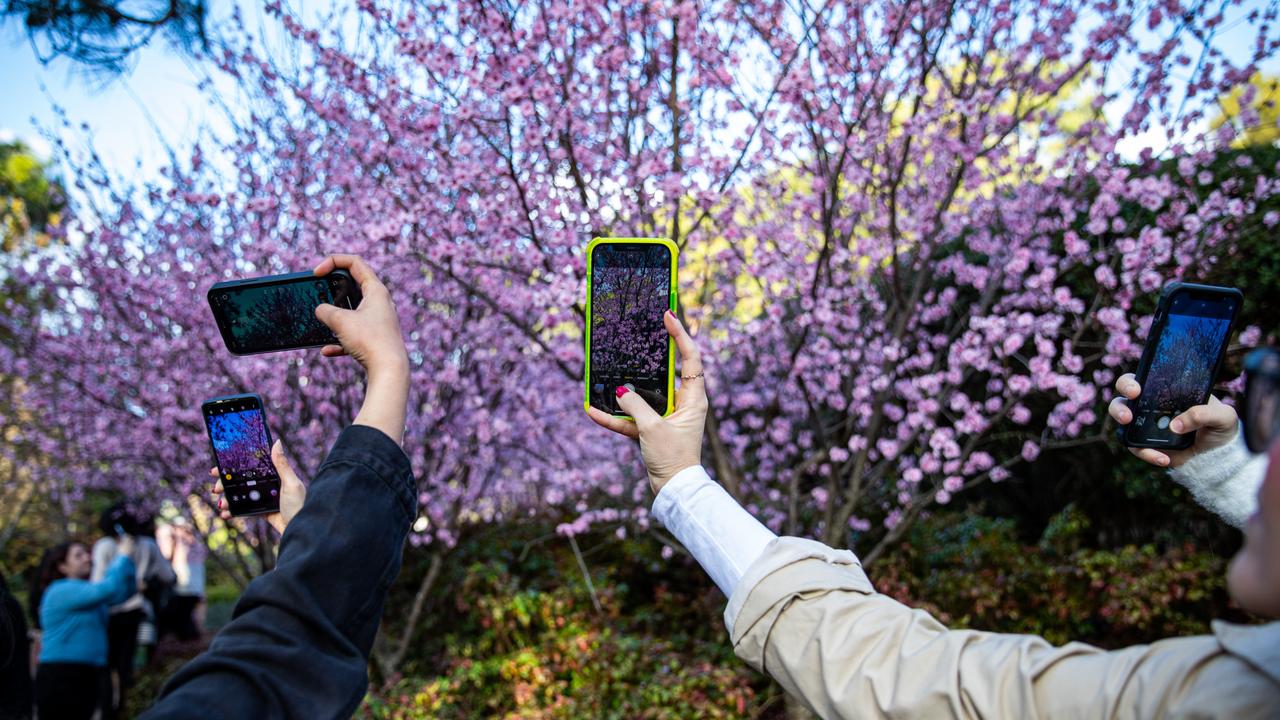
[0,140,64,251]
[1212,73,1280,148]
[2,0,208,73]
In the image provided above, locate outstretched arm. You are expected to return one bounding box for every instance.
[143,255,415,720]
[593,317,1278,719]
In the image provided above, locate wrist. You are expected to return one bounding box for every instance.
[651,462,702,495]
[367,353,410,384]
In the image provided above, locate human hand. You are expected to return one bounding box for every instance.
[1108,373,1239,468]
[313,255,410,382]
[587,311,707,494]
[210,440,307,535]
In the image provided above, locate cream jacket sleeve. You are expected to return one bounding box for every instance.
[726,537,1280,719]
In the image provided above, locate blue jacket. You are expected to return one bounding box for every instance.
[141,424,415,719]
[38,554,136,666]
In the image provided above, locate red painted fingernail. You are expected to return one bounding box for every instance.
[666,309,675,317]
[616,386,628,398]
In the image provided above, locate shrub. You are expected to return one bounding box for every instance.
[873,507,1247,648]
[360,554,764,719]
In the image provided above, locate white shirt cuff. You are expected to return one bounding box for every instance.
[652,465,777,601]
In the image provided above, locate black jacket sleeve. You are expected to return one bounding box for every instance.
[141,425,415,720]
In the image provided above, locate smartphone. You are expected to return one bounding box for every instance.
[201,393,280,517]
[584,237,678,417]
[1121,282,1242,450]
[207,269,362,355]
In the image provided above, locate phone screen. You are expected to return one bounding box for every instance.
[1130,290,1238,444]
[210,276,335,354]
[588,242,673,416]
[202,397,280,516]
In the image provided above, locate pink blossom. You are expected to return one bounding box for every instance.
[2,0,1264,570]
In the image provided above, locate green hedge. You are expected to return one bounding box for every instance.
[873,507,1247,648]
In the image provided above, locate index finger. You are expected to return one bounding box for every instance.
[665,311,706,411]
[1115,373,1140,400]
[314,254,380,289]
[587,406,641,439]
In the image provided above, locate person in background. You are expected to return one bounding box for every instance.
[589,313,1279,719]
[156,518,206,642]
[30,538,136,720]
[0,573,32,720]
[134,516,175,666]
[92,506,175,719]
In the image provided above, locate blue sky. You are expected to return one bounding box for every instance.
[0,21,216,180]
[1,2,1276,189]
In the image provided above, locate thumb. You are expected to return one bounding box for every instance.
[616,386,662,431]
[1169,398,1237,435]
[271,440,302,490]
[314,302,351,332]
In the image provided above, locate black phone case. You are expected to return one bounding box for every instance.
[207,269,362,356]
[201,392,280,517]
[1120,282,1243,450]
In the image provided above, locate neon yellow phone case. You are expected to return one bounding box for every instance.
[584,237,678,419]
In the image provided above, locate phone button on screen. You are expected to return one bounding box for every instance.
[1157,416,1171,430]
[249,490,261,501]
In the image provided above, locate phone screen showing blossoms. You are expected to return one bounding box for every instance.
[203,401,280,516]
[1130,292,1237,445]
[589,244,673,416]
[212,277,336,354]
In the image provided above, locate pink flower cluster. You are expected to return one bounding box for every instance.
[1,0,1274,565]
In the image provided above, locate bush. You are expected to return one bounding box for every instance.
[360,528,774,719]
[873,507,1248,648]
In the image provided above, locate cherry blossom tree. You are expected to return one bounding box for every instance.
[2,0,1277,676]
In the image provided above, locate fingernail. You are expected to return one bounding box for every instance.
[665,309,675,318]
[1170,420,1183,433]
[615,386,629,398]
[1159,456,1169,466]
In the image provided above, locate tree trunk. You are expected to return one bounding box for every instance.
[371,551,445,680]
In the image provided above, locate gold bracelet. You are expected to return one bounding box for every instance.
[680,372,704,381]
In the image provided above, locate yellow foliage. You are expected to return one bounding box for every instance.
[1211,73,1280,148]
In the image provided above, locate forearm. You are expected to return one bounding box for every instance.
[142,425,415,719]
[652,466,777,609]
[62,556,136,610]
[728,538,1267,719]
[1169,429,1265,528]
[353,361,410,445]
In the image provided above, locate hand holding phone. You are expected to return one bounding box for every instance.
[587,311,708,494]
[311,255,409,378]
[207,269,363,355]
[209,440,307,534]
[1119,282,1242,450]
[202,393,281,517]
[584,238,678,418]
[1109,374,1240,467]
[312,255,411,444]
